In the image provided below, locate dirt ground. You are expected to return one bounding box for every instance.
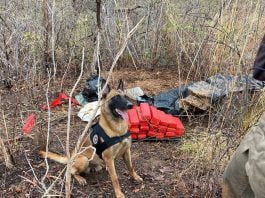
[0,68,219,197]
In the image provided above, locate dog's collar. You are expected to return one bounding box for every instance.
[90,124,130,159]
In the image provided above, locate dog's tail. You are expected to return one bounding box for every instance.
[38,151,68,164]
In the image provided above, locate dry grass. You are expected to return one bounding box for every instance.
[109,67,185,95]
[241,89,265,131]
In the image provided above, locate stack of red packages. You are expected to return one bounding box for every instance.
[128,103,184,140]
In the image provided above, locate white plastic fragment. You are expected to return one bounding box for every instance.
[78,101,101,122]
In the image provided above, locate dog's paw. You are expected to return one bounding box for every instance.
[85,167,91,174]
[133,173,143,183]
[94,164,103,172]
[79,178,87,186]
[76,176,87,186]
[115,191,125,198]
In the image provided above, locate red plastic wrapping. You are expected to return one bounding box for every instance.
[129,127,140,134]
[165,132,176,138]
[22,113,35,134]
[136,107,147,124]
[41,92,79,110]
[130,134,138,140]
[147,130,157,137]
[128,109,139,126]
[150,106,160,125]
[158,125,167,133]
[138,134,147,139]
[140,103,151,120]
[128,103,185,140]
[140,125,149,131]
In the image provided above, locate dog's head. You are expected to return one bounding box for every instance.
[102,80,133,120]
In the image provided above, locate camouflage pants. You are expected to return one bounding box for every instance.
[223,112,265,198]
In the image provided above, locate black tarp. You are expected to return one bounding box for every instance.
[153,84,190,114]
[82,75,107,102]
[153,75,264,115]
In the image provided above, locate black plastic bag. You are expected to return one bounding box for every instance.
[153,84,189,115]
[82,75,107,102]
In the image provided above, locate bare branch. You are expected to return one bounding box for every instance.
[41,70,52,188]
[65,47,85,198]
[0,131,13,169]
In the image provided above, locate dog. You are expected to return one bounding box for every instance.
[38,80,143,198]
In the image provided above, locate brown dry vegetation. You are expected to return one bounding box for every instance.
[0,0,265,197]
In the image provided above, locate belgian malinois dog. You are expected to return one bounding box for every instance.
[38,80,143,198]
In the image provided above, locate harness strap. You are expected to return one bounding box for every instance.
[90,124,130,158]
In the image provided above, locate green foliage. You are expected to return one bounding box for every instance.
[71,13,95,48]
[179,139,200,154]
[163,21,195,33]
[22,31,42,55]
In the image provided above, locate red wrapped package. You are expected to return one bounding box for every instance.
[140,103,151,120]
[128,109,140,126]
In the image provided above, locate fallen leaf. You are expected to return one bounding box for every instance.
[133,184,145,193]
[155,175,164,181]
[33,162,45,168]
[159,166,172,173]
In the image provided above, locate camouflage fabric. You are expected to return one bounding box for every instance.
[223,111,265,197]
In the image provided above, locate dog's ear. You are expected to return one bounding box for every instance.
[101,84,111,99]
[117,79,124,91]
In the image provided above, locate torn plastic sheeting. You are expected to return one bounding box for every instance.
[136,95,154,105]
[41,92,78,110]
[22,113,35,135]
[180,75,264,111]
[77,101,101,122]
[124,87,144,100]
[75,92,89,106]
[153,74,264,115]
[153,84,190,115]
[58,92,68,100]
[206,74,264,95]
[187,81,224,102]
[123,87,154,104]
